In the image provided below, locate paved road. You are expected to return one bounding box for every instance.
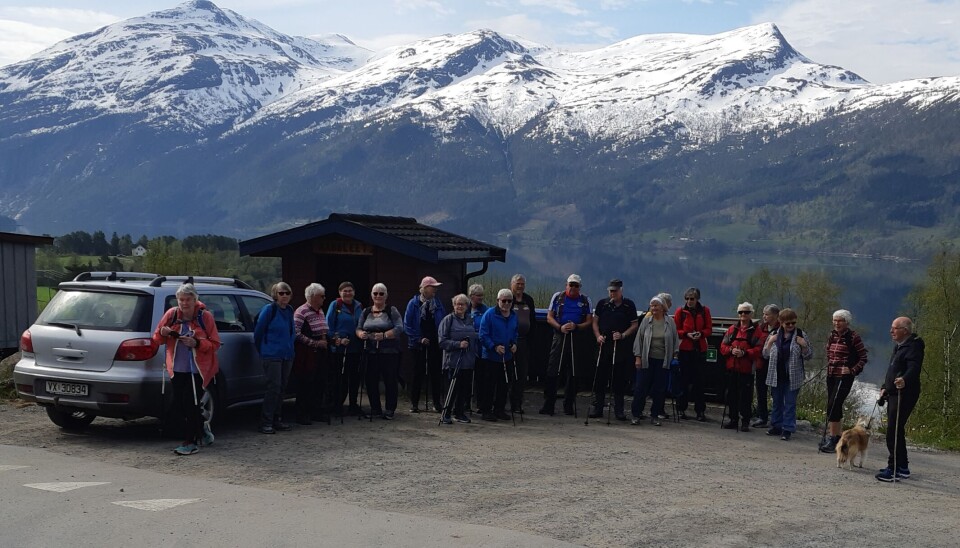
[0,444,574,548]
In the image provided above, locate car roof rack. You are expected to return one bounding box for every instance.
[148,275,254,290]
[73,271,160,282]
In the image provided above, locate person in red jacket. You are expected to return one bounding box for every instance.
[674,287,713,421]
[720,302,761,431]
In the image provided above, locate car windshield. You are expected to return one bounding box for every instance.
[39,290,152,332]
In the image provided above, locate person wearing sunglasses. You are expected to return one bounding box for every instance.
[254,281,297,434]
[819,309,868,453]
[719,302,761,431]
[674,287,713,421]
[762,308,812,441]
[478,289,519,421]
[404,276,447,413]
[357,283,403,419]
[542,274,593,416]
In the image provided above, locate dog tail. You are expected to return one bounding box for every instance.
[838,439,849,455]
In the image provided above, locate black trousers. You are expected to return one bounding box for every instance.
[592,340,631,416]
[332,352,362,408]
[293,350,327,420]
[725,370,754,421]
[886,389,919,469]
[677,349,707,415]
[543,331,579,411]
[172,372,204,444]
[510,337,530,411]
[443,368,474,416]
[364,352,399,415]
[754,368,769,421]
[479,358,512,414]
[825,375,855,422]
[410,345,443,411]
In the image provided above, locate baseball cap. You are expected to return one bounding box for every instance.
[567,274,582,284]
[420,276,442,289]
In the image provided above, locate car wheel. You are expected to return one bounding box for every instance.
[45,407,96,430]
[200,380,222,428]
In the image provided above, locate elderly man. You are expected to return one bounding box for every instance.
[590,279,638,420]
[510,274,537,414]
[541,274,593,416]
[876,316,924,482]
[404,276,446,413]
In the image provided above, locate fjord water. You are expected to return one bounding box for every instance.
[488,246,923,387]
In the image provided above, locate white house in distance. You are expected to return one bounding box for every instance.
[132,245,148,257]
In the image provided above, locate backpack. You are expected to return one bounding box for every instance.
[551,292,590,323]
[726,321,757,346]
[167,305,209,334]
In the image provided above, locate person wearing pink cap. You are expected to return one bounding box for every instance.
[404,276,447,413]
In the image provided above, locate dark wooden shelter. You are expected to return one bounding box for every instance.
[238,214,506,308]
[1,231,54,358]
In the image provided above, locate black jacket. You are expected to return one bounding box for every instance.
[883,333,924,396]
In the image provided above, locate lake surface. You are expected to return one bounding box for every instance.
[486,245,926,387]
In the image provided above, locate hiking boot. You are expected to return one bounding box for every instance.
[723,420,739,430]
[615,414,627,421]
[347,404,362,416]
[631,418,642,425]
[780,431,792,441]
[409,407,421,413]
[482,413,497,421]
[174,443,199,455]
[273,422,291,431]
[820,435,840,453]
[634,413,648,420]
[495,411,511,421]
[766,427,782,436]
[896,466,911,479]
[200,423,215,446]
[651,417,662,426]
[657,414,668,420]
[259,425,276,434]
[875,467,897,482]
[588,408,603,419]
[563,406,575,416]
[678,412,690,420]
[455,414,472,423]
[440,414,453,425]
[696,413,706,422]
[539,407,554,416]
[740,420,750,432]
[751,418,768,428]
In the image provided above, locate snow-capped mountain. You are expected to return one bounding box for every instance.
[0,0,371,134]
[0,1,957,253]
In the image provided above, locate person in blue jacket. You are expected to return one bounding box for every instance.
[478,288,519,422]
[404,276,447,413]
[326,281,365,416]
[254,281,296,434]
[467,283,488,412]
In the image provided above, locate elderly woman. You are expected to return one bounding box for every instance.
[468,283,488,413]
[153,283,221,455]
[719,302,761,431]
[292,283,329,425]
[254,282,296,434]
[438,294,479,424]
[762,308,813,441]
[478,289,519,422]
[327,281,365,416]
[632,295,679,426]
[404,276,447,413]
[356,283,403,419]
[819,309,868,452]
[674,287,713,421]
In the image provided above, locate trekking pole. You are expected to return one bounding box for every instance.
[438,350,465,426]
[425,345,431,412]
[370,340,378,423]
[820,378,844,451]
[587,341,603,426]
[570,332,578,419]
[503,353,516,426]
[607,339,617,425]
[357,340,368,421]
[893,390,901,484]
[339,351,347,424]
[720,370,729,430]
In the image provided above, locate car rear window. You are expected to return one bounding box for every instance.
[38,290,153,332]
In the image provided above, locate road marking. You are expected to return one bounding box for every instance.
[112,499,201,511]
[0,465,29,472]
[24,481,110,492]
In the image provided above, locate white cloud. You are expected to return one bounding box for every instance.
[752,0,960,83]
[566,20,620,40]
[0,19,75,67]
[352,32,428,52]
[465,13,549,43]
[517,0,587,16]
[392,0,455,16]
[0,7,118,30]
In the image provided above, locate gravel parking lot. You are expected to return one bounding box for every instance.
[2,392,959,547]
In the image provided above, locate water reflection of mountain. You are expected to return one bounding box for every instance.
[488,247,924,386]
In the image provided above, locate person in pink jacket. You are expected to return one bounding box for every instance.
[152,283,221,455]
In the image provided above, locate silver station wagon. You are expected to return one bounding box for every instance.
[14,272,274,430]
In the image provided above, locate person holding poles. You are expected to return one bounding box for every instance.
[719,302,761,431]
[510,274,537,415]
[478,289,519,422]
[590,279,638,421]
[357,283,403,420]
[327,282,365,416]
[819,309,869,453]
[541,274,593,416]
[438,294,478,424]
[876,316,923,482]
[468,284,489,414]
[674,287,713,422]
[404,276,446,413]
[751,304,780,428]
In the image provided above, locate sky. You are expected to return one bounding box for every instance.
[0,0,958,84]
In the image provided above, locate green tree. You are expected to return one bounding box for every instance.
[109,232,121,255]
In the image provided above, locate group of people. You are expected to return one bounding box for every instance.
[152,274,924,482]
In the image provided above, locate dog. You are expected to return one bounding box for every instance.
[836,416,871,470]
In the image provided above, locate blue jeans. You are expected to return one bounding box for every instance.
[632,358,665,419]
[261,357,292,427]
[770,384,799,432]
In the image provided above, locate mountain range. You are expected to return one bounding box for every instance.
[1,0,958,256]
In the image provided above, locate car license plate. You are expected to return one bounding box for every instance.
[46,381,89,397]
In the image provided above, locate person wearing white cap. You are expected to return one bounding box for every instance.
[719,302,761,431]
[541,274,593,416]
[404,276,447,413]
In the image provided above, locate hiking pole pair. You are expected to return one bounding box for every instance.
[503,353,516,426]
[893,390,902,485]
[570,332,578,419]
[438,349,465,426]
[357,340,369,421]
[607,340,617,425]
[820,378,845,451]
[586,341,603,426]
